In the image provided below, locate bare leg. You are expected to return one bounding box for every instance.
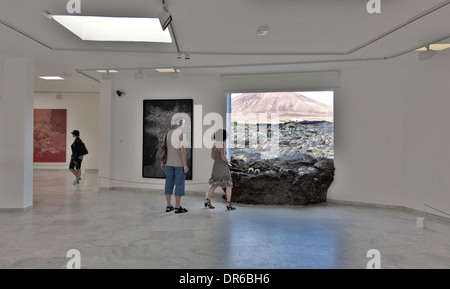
[205,185,218,203]
[76,169,81,181]
[225,186,232,202]
[204,185,218,208]
[225,186,236,210]
[174,196,188,213]
[70,168,81,185]
[166,194,172,207]
[175,196,181,209]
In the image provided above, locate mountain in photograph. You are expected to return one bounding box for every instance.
[231,92,333,122]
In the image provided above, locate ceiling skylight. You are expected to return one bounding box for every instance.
[52,15,172,43]
[39,76,64,80]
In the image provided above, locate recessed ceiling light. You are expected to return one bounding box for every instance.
[39,76,64,80]
[257,26,269,36]
[51,15,172,43]
[155,68,180,73]
[416,44,450,51]
[96,70,119,73]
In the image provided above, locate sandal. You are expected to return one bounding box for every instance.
[204,199,215,209]
[166,205,174,212]
[175,206,188,214]
[226,202,236,211]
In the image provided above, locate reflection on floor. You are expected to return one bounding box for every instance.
[0,170,449,269]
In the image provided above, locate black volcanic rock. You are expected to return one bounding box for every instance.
[229,155,334,205]
[230,120,334,160]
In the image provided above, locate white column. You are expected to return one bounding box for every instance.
[98,79,113,188]
[0,56,34,210]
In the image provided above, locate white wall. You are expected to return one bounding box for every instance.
[401,55,450,217]
[34,93,99,170]
[103,74,226,192]
[329,65,405,207]
[0,56,34,209]
[98,80,113,188]
[103,53,449,218]
[328,52,450,218]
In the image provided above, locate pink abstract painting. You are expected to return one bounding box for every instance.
[33,109,67,162]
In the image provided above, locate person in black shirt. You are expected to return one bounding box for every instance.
[69,130,84,185]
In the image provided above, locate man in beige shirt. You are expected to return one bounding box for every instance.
[161,119,189,213]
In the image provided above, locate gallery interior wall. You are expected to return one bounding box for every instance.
[329,52,450,218]
[99,74,226,192]
[34,93,100,171]
[2,52,448,216]
[0,55,34,209]
[101,52,449,218]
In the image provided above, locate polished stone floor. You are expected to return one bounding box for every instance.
[0,170,449,269]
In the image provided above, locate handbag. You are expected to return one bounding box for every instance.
[156,133,168,163]
[80,141,89,156]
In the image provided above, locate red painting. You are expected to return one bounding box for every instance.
[33,109,67,162]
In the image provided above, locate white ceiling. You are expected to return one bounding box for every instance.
[0,0,449,92]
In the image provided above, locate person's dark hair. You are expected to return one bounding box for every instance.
[213,129,227,142]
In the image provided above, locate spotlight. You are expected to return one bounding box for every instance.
[102,70,114,80]
[56,92,63,99]
[177,53,182,60]
[185,53,190,60]
[116,90,125,97]
[134,70,145,79]
[257,26,269,36]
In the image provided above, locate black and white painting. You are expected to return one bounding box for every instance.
[143,99,193,179]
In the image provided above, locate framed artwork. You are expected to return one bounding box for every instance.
[33,109,67,162]
[143,99,193,180]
